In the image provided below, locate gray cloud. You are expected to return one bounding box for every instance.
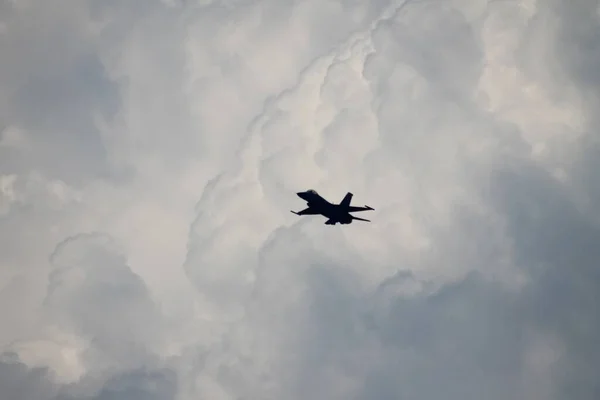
[0,232,177,400]
[1,0,599,399]
[0,354,58,400]
[0,1,120,183]
[0,353,177,400]
[46,233,166,366]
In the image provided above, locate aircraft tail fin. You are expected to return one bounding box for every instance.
[348,205,374,212]
[339,192,353,209]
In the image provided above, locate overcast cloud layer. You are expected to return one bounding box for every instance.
[1,0,599,399]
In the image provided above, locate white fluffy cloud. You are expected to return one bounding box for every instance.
[1,0,599,399]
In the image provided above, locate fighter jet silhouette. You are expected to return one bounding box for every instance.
[291,189,374,225]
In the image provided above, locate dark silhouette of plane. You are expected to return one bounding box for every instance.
[291,189,374,225]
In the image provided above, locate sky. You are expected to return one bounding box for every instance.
[1,0,599,399]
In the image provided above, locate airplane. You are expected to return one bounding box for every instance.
[291,189,374,225]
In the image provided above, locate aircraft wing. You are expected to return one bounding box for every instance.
[291,207,320,216]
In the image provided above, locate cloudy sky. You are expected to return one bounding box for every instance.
[1,0,599,399]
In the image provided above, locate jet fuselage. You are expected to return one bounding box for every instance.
[292,189,373,225]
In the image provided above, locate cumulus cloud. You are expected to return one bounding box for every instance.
[1,0,599,399]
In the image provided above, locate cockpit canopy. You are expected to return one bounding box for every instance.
[306,189,318,195]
